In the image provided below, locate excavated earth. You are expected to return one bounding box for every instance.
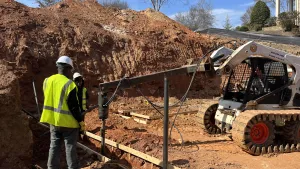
[0,63,32,169]
[2,1,300,169]
[0,1,228,112]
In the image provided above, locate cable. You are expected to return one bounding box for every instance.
[103,40,239,153]
[137,40,240,109]
[135,87,163,116]
[104,76,126,106]
[134,40,239,152]
[136,87,185,151]
[168,40,239,151]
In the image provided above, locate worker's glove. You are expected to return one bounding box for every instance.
[79,121,85,132]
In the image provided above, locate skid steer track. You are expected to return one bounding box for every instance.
[232,110,300,155]
[198,103,222,134]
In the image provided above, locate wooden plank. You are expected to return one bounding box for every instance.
[118,109,131,114]
[149,110,199,120]
[120,115,131,119]
[84,131,181,169]
[119,108,198,121]
[133,118,148,124]
[130,112,152,119]
[118,104,199,114]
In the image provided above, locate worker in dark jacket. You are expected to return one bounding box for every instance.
[40,56,85,169]
[73,72,89,112]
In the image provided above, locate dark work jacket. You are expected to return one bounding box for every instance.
[67,88,83,122]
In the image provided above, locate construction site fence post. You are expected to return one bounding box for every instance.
[163,75,169,169]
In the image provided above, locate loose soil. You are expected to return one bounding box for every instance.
[84,98,300,169]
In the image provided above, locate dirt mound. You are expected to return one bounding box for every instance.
[0,1,223,111]
[0,63,32,169]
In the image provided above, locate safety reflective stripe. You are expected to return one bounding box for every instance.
[57,80,73,113]
[43,105,71,115]
[82,98,87,100]
[43,78,48,91]
[43,79,73,115]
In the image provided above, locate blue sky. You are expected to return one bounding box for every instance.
[16,0,275,28]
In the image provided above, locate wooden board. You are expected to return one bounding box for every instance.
[84,131,181,169]
[119,115,131,119]
[130,112,152,119]
[150,110,199,120]
[133,118,148,124]
[117,104,198,114]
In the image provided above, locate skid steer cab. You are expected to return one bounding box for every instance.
[200,41,300,155]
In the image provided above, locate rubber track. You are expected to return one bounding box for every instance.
[198,103,222,134]
[232,110,300,155]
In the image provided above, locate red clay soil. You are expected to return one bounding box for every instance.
[0,63,32,169]
[0,1,236,112]
[84,98,300,169]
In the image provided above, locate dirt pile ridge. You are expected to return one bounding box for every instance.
[0,1,226,111]
[0,63,32,169]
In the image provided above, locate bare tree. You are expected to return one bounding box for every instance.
[147,0,188,11]
[174,0,214,31]
[99,0,129,9]
[150,0,167,11]
[35,0,60,7]
[223,15,233,30]
[241,6,254,25]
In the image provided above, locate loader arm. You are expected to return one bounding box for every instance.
[217,41,300,85]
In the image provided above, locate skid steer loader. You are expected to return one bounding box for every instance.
[200,41,300,155]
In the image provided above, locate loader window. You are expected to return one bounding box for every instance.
[223,62,252,102]
[247,59,289,104]
[223,58,289,104]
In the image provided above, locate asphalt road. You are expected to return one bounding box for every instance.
[199,28,300,46]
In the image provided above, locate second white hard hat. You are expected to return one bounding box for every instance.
[56,56,73,68]
[73,72,82,80]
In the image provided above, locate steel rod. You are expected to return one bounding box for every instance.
[32,80,41,117]
[163,75,169,169]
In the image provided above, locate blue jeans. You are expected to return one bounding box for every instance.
[47,125,79,169]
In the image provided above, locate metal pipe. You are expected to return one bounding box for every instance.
[163,75,169,169]
[99,63,211,92]
[101,119,106,155]
[32,80,41,117]
[98,90,108,155]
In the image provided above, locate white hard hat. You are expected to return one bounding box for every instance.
[56,56,73,68]
[73,72,82,80]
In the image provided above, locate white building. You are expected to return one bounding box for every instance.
[275,0,300,25]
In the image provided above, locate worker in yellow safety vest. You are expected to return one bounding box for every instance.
[40,56,84,169]
[73,72,89,112]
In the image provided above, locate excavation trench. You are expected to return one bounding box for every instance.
[26,109,180,169]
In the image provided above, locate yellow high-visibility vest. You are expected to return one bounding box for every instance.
[40,74,79,128]
[82,87,87,110]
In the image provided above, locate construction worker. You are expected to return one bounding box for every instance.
[40,56,84,169]
[73,72,89,112]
